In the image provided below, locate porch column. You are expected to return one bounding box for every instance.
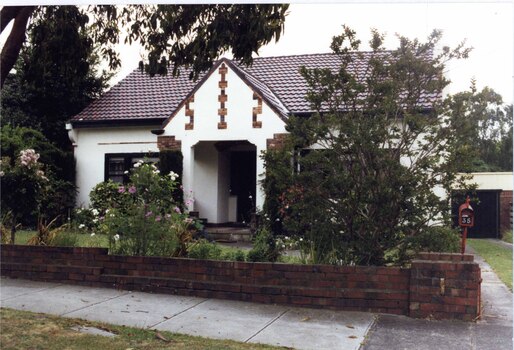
[255,143,266,212]
[182,141,195,211]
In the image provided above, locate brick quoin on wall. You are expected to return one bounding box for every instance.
[0,245,481,321]
[157,135,181,151]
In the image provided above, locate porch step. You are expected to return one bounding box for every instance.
[205,226,253,242]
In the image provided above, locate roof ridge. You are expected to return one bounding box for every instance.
[249,50,392,61]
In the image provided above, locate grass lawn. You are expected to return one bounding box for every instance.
[467,239,513,290]
[0,308,282,350]
[14,230,109,248]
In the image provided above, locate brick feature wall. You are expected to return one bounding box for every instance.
[252,92,263,128]
[409,252,481,321]
[218,63,228,129]
[266,133,289,150]
[0,246,480,321]
[157,136,181,151]
[499,190,513,232]
[185,95,195,130]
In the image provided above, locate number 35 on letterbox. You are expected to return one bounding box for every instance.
[458,197,474,227]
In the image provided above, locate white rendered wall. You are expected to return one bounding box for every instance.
[459,172,513,191]
[163,63,288,222]
[70,126,159,207]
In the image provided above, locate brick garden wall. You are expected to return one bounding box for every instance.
[0,245,480,321]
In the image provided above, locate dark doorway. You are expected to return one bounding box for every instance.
[230,151,256,223]
[451,190,501,238]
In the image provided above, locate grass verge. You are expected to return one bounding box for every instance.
[0,308,283,350]
[502,230,513,244]
[467,239,512,290]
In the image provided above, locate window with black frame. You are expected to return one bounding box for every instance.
[104,153,159,183]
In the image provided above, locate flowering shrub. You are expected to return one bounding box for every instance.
[0,149,49,243]
[97,160,200,257]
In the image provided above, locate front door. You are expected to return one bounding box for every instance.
[230,150,257,224]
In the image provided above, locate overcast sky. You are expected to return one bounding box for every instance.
[115,2,513,104]
[1,2,512,104]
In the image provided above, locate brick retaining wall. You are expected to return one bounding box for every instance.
[0,245,480,320]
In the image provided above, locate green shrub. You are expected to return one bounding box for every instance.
[89,181,124,214]
[187,240,222,260]
[398,226,460,262]
[247,228,280,262]
[221,249,247,261]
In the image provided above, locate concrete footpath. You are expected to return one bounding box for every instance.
[1,247,512,350]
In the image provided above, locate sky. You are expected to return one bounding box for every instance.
[114,2,514,104]
[1,2,513,104]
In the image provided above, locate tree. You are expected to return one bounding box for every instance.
[1,4,289,88]
[263,27,473,266]
[2,6,111,149]
[447,85,512,171]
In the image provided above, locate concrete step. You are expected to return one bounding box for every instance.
[205,226,253,243]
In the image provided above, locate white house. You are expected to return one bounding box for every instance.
[67,53,438,224]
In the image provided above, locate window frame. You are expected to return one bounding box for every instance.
[104,152,159,183]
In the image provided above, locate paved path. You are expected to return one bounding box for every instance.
[0,277,373,350]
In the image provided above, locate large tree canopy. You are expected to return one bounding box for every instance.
[0,4,289,87]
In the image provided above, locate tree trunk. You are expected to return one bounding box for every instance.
[0,6,35,88]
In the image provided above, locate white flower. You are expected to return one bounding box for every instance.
[91,208,99,216]
[299,238,303,241]
[92,218,98,223]
[124,170,129,174]
[105,209,110,213]
[90,232,96,237]
[79,224,85,229]
[114,234,120,241]
[0,171,4,177]
[134,162,141,168]
[282,244,285,248]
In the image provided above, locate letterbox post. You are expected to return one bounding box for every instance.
[458,196,475,254]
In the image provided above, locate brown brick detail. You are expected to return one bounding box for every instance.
[185,95,194,130]
[0,246,482,321]
[266,133,289,150]
[499,190,512,232]
[157,136,181,151]
[253,92,263,128]
[218,63,228,127]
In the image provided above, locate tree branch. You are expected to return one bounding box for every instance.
[0,6,35,88]
[1,6,23,33]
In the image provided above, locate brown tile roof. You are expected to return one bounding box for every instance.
[70,52,439,125]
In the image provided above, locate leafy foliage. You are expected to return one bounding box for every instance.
[1,4,289,89]
[247,228,281,262]
[263,27,475,266]
[1,149,50,242]
[447,86,512,171]
[98,160,200,257]
[1,6,111,149]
